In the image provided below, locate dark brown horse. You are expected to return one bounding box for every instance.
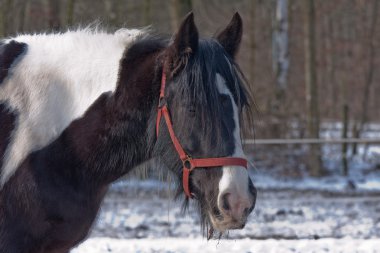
[0,13,256,253]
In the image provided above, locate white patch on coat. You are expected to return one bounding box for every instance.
[0,28,143,186]
[215,74,250,204]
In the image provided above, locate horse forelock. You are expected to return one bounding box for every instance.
[168,39,252,150]
[0,28,143,186]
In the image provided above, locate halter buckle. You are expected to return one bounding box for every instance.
[182,155,193,171]
[158,97,166,109]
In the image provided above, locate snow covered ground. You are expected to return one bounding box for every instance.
[71,181,380,253]
[72,237,380,253]
[72,124,380,252]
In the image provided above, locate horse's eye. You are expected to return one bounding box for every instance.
[189,105,196,115]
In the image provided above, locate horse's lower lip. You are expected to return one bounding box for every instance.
[208,213,247,232]
[224,222,246,230]
[214,221,246,231]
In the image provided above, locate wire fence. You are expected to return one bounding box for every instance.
[242,138,380,177]
[243,138,380,145]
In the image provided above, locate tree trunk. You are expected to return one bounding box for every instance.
[47,0,61,31]
[325,16,338,119]
[271,0,289,138]
[104,0,121,27]
[342,104,349,176]
[66,0,76,28]
[304,0,322,177]
[273,0,289,90]
[143,0,152,26]
[18,0,29,32]
[0,0,12,37]
[169,0,192,31]
[352,121,359,155]
[249,0,256,84]
[353,0,378,153]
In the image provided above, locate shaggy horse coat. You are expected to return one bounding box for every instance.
[0,13,256,253]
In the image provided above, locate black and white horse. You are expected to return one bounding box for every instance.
[0,13,256,253]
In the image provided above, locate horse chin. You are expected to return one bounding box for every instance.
[207,211,247,235]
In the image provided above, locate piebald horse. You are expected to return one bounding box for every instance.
[0,13,256,253]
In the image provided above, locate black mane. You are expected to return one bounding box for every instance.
[168,38,253,148]
[123,33,253,138]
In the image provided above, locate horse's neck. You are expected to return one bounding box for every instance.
[55,40,162,186]
[62,84,158,186]
[0,30,142,186]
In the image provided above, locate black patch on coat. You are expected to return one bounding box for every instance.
[0,104,16,170]
[0,40,27,85]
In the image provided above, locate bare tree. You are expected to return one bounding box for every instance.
[0,0,12,37]
[341,0,357,176]
[169,0,192,31]
[304,0,322,176]
[104,0,118,27]
[17,0,29,32]
[271,0,289,137]
[340,8,349,174]
[325,16,338,118]
[143,0,152,25]
[249,0,256,84]
[273,0,289,91]
[354,0,378,147]
[66,0,76,27]
[47,0,61,31]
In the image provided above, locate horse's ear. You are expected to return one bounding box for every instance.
[168,12,198,74]
[216,12,243,58]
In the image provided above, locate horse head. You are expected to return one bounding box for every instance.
[151,13,257,235]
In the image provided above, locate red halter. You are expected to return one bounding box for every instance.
[156,68,248,198]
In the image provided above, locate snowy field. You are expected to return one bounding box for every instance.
[72,125,380,252]
[71,180,380,253]
[73,237,380,253]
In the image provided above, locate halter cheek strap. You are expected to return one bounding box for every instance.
[156,68,248,198]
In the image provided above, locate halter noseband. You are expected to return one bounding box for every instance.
[155,66,248,198]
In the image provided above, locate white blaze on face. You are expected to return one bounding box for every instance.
[215,74,250,208]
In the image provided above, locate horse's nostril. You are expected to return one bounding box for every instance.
[222,193,231,211]
[243,207,250,216]
[212,207,223,221]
